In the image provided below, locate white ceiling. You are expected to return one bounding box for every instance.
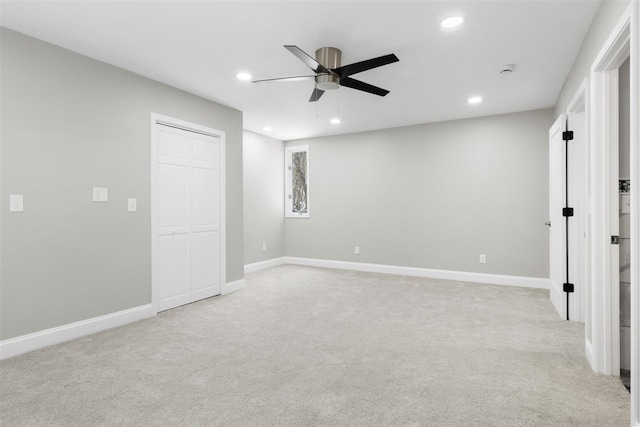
[1,0,600,141]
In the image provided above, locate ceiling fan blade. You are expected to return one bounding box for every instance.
[333,54,399,78]
[284,45,329,74]
[252,75,317,83]
[339,77,390,97]
[309,88,325,102]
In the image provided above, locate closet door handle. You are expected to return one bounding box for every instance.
[545,221,551,227]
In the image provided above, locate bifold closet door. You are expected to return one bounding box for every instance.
[155,125,222,312]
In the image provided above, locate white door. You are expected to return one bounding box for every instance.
[154,123,223,312]
[549,115,567,319]
[567,108,587,325]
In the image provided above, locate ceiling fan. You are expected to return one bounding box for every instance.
[253,45,399,102]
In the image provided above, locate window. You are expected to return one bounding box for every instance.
[285,145,309,218]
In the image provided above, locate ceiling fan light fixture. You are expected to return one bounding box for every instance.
[330,118,341,125]
[441,16,464,28]
[236,72,252,81]
[316,74,340,91]
[468,96,483,104]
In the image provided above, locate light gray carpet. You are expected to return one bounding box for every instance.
[0,265,631,426]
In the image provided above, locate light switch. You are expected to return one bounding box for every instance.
[93,187,108,202]
[128,198,137,212]
[9,195,24,212]
[621,194,631,214]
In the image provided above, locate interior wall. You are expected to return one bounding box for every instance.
[555,0,631,116]
[284,108,553,278]
[0,28,244,341]
[243,131,285,265]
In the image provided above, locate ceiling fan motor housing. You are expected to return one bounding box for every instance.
[315,47,341,90]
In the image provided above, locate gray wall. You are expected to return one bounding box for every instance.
[243,131,285,265]
[0,28,244,340]
[555,0,630,116]
[284,109,553,278]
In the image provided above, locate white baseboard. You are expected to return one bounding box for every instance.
[222,278,246,295]
[0,304,154,360]
[283,257,550,289]
[244,257,286,274]
[585,338,595,371]
[1,278,247,360]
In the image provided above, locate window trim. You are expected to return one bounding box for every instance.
[285,145,310,218]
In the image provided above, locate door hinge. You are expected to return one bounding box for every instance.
[562,207,574,217]
[562,130,574,141]
[611,235,619,244]
[563,283,574,293]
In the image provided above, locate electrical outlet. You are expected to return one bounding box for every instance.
[355,246,360,255]
[479,254,487,264]
[262,243,267,252]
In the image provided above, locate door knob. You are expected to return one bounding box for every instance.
[545,221,551,227]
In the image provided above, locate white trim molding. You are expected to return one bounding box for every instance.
[0,304,154,360]
[222,279,246,295]
[244,257,286,274]
[285,144,310,218]
[631,0,639,424]
[283,257,549,290]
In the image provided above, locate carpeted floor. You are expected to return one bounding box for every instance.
[0,265,631,426]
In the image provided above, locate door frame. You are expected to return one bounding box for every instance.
[631,1,639,423]
[589,1,630,378]
[150,112,226,314]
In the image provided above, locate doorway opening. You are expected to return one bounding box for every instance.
[618,56,631,392]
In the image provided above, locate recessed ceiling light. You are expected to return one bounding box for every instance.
[468,96,482,104]
[441,16,464,28]
[263,126,272,132]
[330,118,341,125]
[236,72,252,81]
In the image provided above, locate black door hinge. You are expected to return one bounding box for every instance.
[562,131,574,141]
[562,207,574,217]
[612,235,620,244]
[563,283,575,293]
